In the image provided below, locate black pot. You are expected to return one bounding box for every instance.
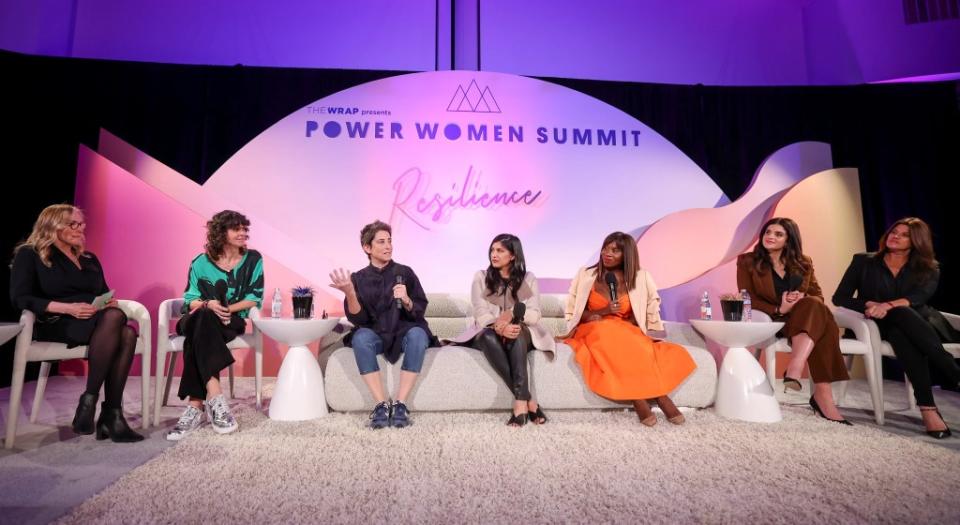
[720,300,744,321]
[292,296,314,319]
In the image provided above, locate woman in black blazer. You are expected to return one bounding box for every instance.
[9,204,143,442]
[834,217,960,438]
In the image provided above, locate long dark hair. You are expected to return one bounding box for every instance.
[205,210,250,260]
[751,217,811,276]
[877,217,938,278]
[588,232,640,292]
[484,234,527,301]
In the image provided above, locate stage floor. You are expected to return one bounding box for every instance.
[1,376,958,524]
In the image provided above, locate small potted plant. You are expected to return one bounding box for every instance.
[719,292,744,321]
[291,286,315,319]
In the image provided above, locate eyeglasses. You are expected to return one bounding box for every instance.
[66,221,85,230]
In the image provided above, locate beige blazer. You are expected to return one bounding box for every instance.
[563,266,665,336]
[449,270,556,353]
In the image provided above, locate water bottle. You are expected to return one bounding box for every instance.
[700,291,712,320]
[741,289,752,322]
[271,288,282,318]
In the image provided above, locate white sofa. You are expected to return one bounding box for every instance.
[318,293,717,412]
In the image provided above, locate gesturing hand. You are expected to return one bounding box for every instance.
[328,268,355,294]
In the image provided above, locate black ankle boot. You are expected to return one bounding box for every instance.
[71,392,98,435]
[95,403,144,443]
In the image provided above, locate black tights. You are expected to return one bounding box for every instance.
[470,327,533,401]
[85,307,137,408]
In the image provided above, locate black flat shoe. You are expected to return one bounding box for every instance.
[783,375,803,392]
[809,396,852,426]
[529,406,548,425]
[919,407,952,439]
[507,412,528,427]
[71,392,98,435]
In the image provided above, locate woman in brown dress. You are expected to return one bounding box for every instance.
[737,217,851,424]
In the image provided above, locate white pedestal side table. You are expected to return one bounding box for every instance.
[252,317,340,421]
[690,319,785,423]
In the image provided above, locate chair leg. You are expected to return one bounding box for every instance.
[29,362,52,423]
[255,345,263,411]
[140,351,151,429]
[835,355,854,406]
[764,349,777,390]
[905,375,917,411]
[228,364,235,399]
[5,348,29,449]
[163,354,176,407]
[154,349,167,426]
[862,352,884,425]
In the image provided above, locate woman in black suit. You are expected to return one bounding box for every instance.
[9,204,143,442]
[834,217,960,438]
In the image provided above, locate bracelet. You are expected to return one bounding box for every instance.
[201,300,209,309]
[886,302,895,309]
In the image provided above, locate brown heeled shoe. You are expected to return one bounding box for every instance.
[632,400,657,427]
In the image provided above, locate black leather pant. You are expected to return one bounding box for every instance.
[469,327,533,401]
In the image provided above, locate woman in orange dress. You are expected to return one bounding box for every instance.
[563,232,696,426]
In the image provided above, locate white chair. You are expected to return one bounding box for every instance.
[753,309,883,425]
[155,298,263,425]
[5,300,152,449]
[840,307,960,413]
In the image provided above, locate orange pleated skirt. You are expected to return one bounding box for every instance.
[565,289,696,400]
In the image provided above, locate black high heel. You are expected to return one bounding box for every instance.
[507,412,528,427]
[782,375,802,393]
[809,396,852,426]
[919,407,952,439]
[529,406,548,425]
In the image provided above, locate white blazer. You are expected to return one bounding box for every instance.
[563,266,665,336]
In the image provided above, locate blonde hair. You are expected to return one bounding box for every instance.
[14,204,84,267]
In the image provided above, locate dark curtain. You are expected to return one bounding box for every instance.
[1,50,957,386]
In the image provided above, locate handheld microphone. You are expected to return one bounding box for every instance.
[605,272,619,304]
[395,274,404,310]
[214,279,228,306]
[510,302,526,325]
[787,275,804,292]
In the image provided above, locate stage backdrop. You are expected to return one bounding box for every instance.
[76,71,864,377]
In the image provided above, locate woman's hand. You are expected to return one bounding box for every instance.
[206,300,232,324]
[502,324,522,340]
[328,268,355,295]
[65,302,98,319]
[779,291,805,315]
[392,283,412,310]
[104,298,119,309]
[864,300,894,319]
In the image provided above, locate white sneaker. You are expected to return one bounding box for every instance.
[165,405,205,441]
[205,394,238,435]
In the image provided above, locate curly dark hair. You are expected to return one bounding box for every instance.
[484,233,527,301]
[205,210,250,259]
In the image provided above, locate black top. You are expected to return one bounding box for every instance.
[10,246,109,318]
[345,260,435,363]
[832,252,938,314]
[772,270,790,303]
